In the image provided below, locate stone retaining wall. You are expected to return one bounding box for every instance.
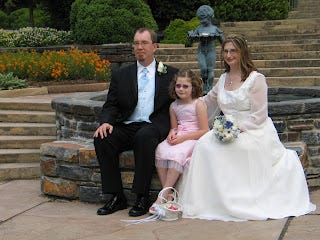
[40,140,160,204]
[40,140,307,204]
[39,87,320,203]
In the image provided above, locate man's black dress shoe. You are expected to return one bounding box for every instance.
[128,196,152,217]
[97,194,127,215]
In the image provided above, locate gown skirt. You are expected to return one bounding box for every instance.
[178,117,316,221]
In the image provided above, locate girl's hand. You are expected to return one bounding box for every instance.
[169,135,185,145]
[167,129,177,144]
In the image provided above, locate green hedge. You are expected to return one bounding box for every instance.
[214,0,289,21]
[70,0,158,44]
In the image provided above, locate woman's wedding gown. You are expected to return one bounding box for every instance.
[178,71,316,221]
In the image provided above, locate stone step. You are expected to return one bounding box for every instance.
[221,18,320,28]
[0,149,40,163]
[211,76,320,87]
[164,59,320,69]
[157,43,320,55]
[0,163,40,181]
[289,13,320,19]
[0,110,55,123]
[245,34,320,42]
[0,136,56,149]
[0,123,56,136]
[266,76,320,86]
[157,50,320,62]
[0,100,52,111]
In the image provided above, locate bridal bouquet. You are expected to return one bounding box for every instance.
[212,115,240,143]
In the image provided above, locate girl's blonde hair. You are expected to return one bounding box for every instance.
[169,69,203,99]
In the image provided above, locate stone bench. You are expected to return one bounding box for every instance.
[40,140,308,205]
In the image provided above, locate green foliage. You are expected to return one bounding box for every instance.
[41,0,74,30]
[148,0,212,30]
[161,17,200,45]
[0,10,9,28]
[213,0,289,21]
[0,27,73,47]
[70,0,158,44]
[8,6,51,29]
[0,72,28,90]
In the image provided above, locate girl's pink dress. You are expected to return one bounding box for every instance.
[155,99,201,173]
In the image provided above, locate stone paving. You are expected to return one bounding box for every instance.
[0,179,319,240]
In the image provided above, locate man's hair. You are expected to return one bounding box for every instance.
[135,28,157,43]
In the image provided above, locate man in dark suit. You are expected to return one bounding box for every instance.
[93,28,178,217]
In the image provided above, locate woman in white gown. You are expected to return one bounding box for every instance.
[178,34,316,221]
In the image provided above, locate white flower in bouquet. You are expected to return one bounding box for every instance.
[212,115,240,143]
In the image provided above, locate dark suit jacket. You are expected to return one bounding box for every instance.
[99,61,178,140]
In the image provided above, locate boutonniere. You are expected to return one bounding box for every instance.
[157,61,167,75]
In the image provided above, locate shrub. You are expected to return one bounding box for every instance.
[0,27,73,47]
[8,6,51,29]
[214,0,289,21]
[0,49,111,82]
[161,17,200,45]
[0,72,28,90]
[0,10,9,28]
[70,0,158,44]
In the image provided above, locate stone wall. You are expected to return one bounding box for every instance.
[40,140,160,204]
[39,87,320,203]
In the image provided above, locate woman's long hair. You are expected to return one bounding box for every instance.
[221,34,257,81]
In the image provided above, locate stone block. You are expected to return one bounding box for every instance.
[285,141,308,167]
[308,146,320,157]
[310,156,320,168]
[59,165,92,181]
[40,156,58,176]
[121,171,161,190]
[119,151,135,169]
[287,119,315,130]
[273,120,286,133]
[79,148,99,167]
[41,176,79,199]
[79,186,103,203]
[40,141,84,162]
[287,132,300,142]
[301,130,320,145]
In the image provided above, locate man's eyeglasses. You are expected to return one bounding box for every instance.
[133,41,153,47]
[175,84,191,89]
[223,49,238,55]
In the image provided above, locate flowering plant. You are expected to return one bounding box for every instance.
[212,115,240,143]
[157,61,167,75]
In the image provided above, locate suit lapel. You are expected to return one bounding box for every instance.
[130,63,138,99]
[155,62,160,98]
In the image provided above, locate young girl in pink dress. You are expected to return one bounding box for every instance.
[149,69,209,214]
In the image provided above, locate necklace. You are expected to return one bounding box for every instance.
[226,73,241,87]
[226,74,233,86]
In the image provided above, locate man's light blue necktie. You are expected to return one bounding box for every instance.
[141,67,148,82]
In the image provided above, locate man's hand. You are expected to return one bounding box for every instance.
[93,123,113,139]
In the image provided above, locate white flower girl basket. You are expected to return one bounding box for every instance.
[121,187,183,225]
[155,187,183,221]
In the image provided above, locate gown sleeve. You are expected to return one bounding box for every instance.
[203,81,221,126]
[239,73,268,131]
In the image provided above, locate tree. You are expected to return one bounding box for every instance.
[3,0,38,27]
[40,0,74,30]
